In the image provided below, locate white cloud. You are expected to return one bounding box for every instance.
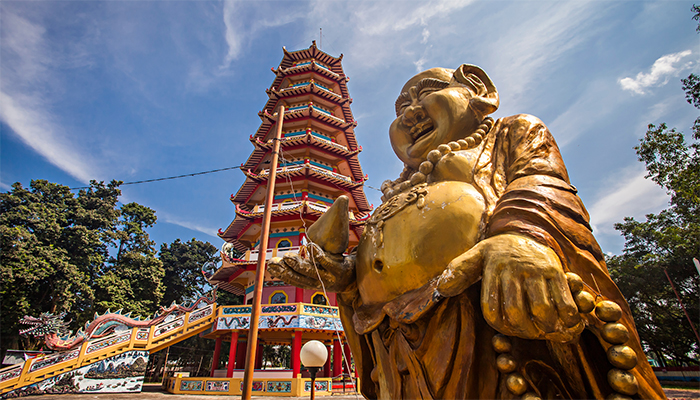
[0,91,95,183]
[487,2,602,108]
[588,168,669,235]
[159,211,220,239]
[0,11,95,183]
[619,50,693,95]
[220,0,242,70]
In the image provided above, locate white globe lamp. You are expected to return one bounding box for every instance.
[300,340,328,399]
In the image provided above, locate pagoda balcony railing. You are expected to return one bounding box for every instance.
[286,61,340,78]
[279,82,341,99]
[245,246,302,262]
[258,164,353,184]
[280,131,349,151]
[251,200,359,217]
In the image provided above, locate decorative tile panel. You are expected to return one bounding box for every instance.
[180,380,203,391]
[267,380,292,393]
[205,380,229,392]
[304,380,329,392]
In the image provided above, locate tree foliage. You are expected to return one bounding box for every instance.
[0,177,237,366]
[159,238,220,306]
[0,180,121,354]
[607,15,700,365]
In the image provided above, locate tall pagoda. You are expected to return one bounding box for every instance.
[202,42,370,396]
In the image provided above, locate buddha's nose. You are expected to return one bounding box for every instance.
[402,104,425,127]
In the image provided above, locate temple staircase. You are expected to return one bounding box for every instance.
[0,299,218,396]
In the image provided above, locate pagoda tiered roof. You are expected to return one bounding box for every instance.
[242,133,364,184]
[268,41,349,97]
[264,84,354,123]
[218,43,370,258]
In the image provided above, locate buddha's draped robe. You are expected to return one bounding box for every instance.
[336,114,666,400]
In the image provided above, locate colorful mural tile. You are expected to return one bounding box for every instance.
[222,306,252,315]
[262,315,298,328]
[304,380,329,392]
[135,330,149,340]
[267,380,292,393]
[0,366,22,382]
[179,380,203,391]
[300,316,343,331]
[3,350,148,397]
[303,305,338,316]
[240,381,264,391]
[29,350,80,372]
[153,318,184,337]
[205,380,229,392]
[86,333,131,354]
[262,304,296,313]
[217,316,250,330]
[188,305,213,323]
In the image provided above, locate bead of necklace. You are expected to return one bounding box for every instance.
[380,117,494,202]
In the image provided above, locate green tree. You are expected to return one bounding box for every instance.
[607,10,699,365]
[94,203,164,318]
[0,180,121,357]
[159,238,220,306]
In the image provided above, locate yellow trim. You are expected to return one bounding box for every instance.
[311,292,329,305]
[269,290,288,304]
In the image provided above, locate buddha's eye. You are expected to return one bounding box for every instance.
[418,87,440,100]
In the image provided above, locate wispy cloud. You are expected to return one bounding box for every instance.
[159,211,220,239]
[619,50,693,95]
[220,0,242,70]
[588,167,669,234]
[0,10,95,183]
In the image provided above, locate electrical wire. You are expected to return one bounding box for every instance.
[69,166,242,190]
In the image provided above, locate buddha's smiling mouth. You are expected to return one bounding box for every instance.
[411,119,434,140]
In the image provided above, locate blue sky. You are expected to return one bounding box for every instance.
[1,0,698,256]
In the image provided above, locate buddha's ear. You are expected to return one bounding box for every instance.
[451,64,499,115]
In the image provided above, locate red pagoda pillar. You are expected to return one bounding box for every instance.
[324,343,331,377]
[236,341,247,371]
[211,337,222,377]
[343,342,351,374]
[292,331,302,377]
[332,339,342,377]
[227,331,239,378]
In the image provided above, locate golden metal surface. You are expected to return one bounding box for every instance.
[506,373,528,395]
[601,322,630,345]
[574,291,596,313]
[268,64,666,399]
[608,369,639,396]
[607,345,638,370]
[596,300,623,322]
[496,354,517,373]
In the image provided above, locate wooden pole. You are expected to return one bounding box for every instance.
[242,105,285,399]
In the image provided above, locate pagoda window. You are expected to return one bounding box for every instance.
[311,293,328,305]
[270,291,287,304]
[276,238,293,249]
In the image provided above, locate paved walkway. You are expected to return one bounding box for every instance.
[15,384,699,399]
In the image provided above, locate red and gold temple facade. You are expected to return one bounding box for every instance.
[175,42,369,396]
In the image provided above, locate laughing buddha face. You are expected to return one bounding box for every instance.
[389,65,499,170]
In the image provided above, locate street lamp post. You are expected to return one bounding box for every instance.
[300,340,328,400]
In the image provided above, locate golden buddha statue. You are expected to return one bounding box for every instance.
[269,65,665,399]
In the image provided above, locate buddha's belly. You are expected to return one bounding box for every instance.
[356,181,486,306]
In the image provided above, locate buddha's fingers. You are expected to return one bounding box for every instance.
[268,258,323,290]
[525,277,558,334]
[548,273,581,329]
[437,245,484,297]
